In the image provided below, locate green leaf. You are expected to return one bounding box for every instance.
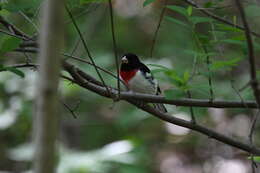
[164,70,189,88]
[167,5,188,17]
[230,35,246,41]
[187,6,192,16]
[249,156,260,163]
[148,64,171,74]
[220,39,245,46]
[216,23,243,33]
[0,36,22,55]
[0,66,25,78]
[183,70,190,82]
[211,58,241,70]
[190,16,213,25]
[165,16,189,28]
[0,9,10,17]
[143,0,155,7]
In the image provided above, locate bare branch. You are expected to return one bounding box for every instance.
[235,0,260,105]
[187,90,196,123]
[7,46,260,109]
[19,11,40,33]
[108,0,120,97]
[60,100,78,119]
[65,4,112,97]
[0,29,29,40]
[62,61,260,155]
[0,63,38,70]
[62,53,126,86]
[0,16,32,40]
[235,1,260,171]
[150,0,168,57]
[203,46,214,101]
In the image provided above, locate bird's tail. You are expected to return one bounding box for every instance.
[153,103,167,113]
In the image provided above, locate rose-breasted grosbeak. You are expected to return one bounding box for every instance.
[120,53,167,113]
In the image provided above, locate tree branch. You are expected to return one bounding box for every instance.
[235,0,260,106]
[150,0,168,57]
[65,4,112,96]
[108,0,120,97]
[11,47,259,109]
[0,16,32,40]
[184,0,260,38]
[62,61,260,155]
[235,1,260,170]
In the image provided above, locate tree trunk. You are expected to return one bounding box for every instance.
[33,0,64,172]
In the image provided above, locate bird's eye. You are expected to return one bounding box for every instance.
[121,56,128,64]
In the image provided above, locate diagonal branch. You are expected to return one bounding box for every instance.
[62,61,260,155]
[65,4,112,96]
[0,16,32,40]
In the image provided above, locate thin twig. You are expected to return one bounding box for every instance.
[15,48,38,53]
[62,53,126,85]
[230,73,248,109]
[0,16,31,40]
[235,0,259,171]
[60,100,78,119]
[249,110,260,173]
[19,11,39,33]
[249,110,260,146]
[239,80,251,92]
[0,29,29,40]
[23,52,32,64]
[150,0,168,57]
[184,0,260,38]
[0,63,38,71]
[108,0,120,98]
[65,4,112,97]
[203,45,214,101]
[235,0,260,105]
[70,34,83,56]
[187,90,196,123]
[64,3,99,24]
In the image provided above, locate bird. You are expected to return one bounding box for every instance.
[120,53,167,113]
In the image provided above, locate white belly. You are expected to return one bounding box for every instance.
[128,71,157,94]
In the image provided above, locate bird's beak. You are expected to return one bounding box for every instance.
[121,56,128,64]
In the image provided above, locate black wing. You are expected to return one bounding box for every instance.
[140,63,162,95]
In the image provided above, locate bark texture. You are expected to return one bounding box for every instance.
[33,0,64,173]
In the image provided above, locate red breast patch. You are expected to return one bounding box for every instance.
[120,70,137,84]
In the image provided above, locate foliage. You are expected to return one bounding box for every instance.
[0,0,260,172]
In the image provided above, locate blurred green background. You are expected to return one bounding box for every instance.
[1,0,260,172]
